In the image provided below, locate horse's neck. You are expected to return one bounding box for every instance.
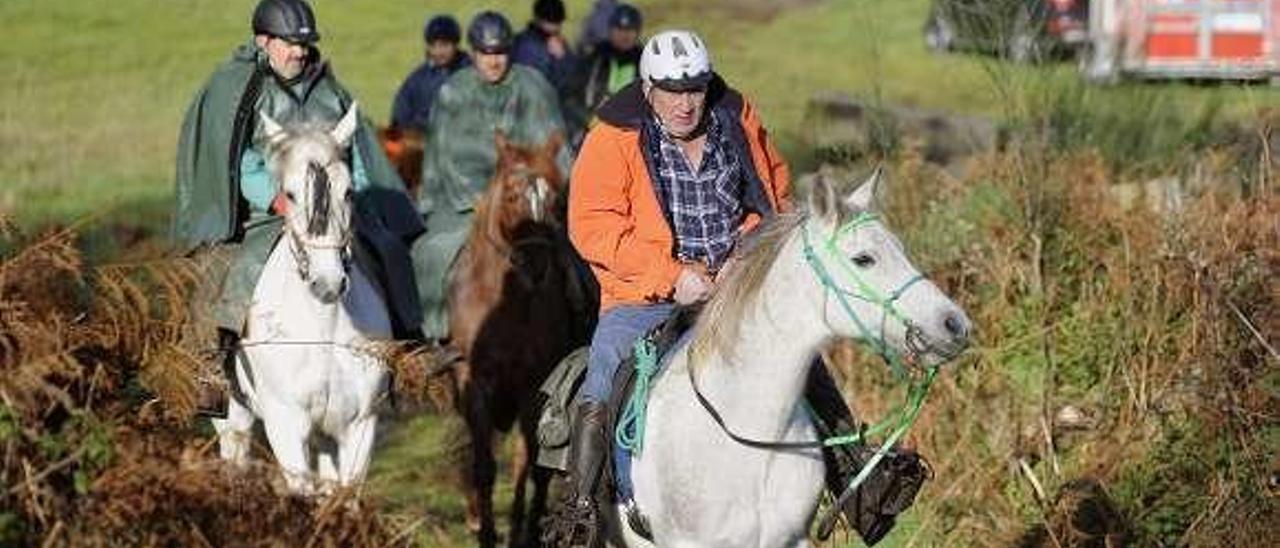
[693,242,828,439]
[252,242,340,336]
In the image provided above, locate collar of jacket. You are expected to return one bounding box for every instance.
[260,50,331,99]
[594,73,742,130]
[594,74,776,221]
[525,21,553,40]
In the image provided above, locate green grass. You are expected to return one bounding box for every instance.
[4,0,1273,228]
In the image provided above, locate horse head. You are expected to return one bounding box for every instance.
[803,170,972,366]
[259,104,359,304]
[480,131,564,244]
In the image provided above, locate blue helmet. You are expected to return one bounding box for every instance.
[251,0,319,43]
[609,3,642,31]
[467,11,514,54]
[424,15,461,44]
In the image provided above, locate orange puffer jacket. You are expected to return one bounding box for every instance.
[568,77,792,312]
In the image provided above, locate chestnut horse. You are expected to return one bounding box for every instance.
[448,132,590,547]
[376,126,424,197]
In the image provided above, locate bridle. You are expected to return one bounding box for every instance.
[279,159,352,282]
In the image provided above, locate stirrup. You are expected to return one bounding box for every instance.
[195,376,229,418]
[543,495,601,548]
[622,498,653,541]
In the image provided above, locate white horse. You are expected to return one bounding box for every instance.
[616,172,972,547]
[212,105,392,495]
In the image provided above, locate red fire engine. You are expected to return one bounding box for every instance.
[1081,0,1280,84]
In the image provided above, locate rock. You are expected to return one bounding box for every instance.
[802,92,1001,176]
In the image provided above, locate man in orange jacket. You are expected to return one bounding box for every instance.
[553,29,868,545]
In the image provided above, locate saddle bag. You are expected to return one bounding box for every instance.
[840,446,931,545]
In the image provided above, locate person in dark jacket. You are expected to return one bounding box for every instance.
[511,0,578,95]
[577,3,642,113]
[575,0,618,56]
[390,15,472,133]
[173,0,424,417]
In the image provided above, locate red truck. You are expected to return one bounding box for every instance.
[1080,0,1280,84]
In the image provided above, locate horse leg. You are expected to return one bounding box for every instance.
[213,392,255,465]
[462,379,499,548]
[314,436,340,495]
[260,403,315,495]
[507,433,530,548]
[336,414,378,488]
[519,409,552,548]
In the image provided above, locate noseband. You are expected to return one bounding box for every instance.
[801,212,929,371]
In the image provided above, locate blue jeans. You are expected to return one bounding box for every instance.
[578,302,674,501]
[579,303,675,406]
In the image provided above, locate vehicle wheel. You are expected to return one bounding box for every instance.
[924,11,955,53]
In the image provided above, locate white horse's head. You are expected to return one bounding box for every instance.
[803,170,971,367]
[259,104,360,304]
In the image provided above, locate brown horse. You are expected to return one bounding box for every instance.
[376,126,424,196]
[448,132,590,548]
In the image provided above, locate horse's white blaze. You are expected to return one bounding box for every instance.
[620,172,971,547]
[212,105,391,496]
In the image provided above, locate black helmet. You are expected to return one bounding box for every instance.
[609,3,642,31]
[252,0,319,43]
[424,15,462,43]
[467,11,513,54]
[533,0,566,24]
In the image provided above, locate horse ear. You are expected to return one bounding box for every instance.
[493,130,512,162]
[542,131,564,157]
[807,173,841,228]
[259,111,287,147]
[331,102,359,148]
[845,166,883,213]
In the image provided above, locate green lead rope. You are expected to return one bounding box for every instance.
[616,337,660,453]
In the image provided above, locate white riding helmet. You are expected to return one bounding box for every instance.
[640,29,714,91]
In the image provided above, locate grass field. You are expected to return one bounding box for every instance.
[2,1,1276,547]
[3,0,1274,227]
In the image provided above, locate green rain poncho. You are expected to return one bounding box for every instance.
[173,42,423,335]
[413,64,572,338]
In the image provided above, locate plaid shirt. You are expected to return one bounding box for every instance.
[645,111,744,272]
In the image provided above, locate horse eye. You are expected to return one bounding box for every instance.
[852,253,876,268]
[285,191,296,202]
[345,189,354,202]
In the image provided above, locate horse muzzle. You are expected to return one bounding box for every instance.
[309,274,349,304]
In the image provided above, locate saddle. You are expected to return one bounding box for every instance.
[537,306,698,543]
[536,306,699,472]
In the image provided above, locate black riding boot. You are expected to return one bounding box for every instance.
[544,401,608,548]
[806,360,928,545]
[196,328,239,418]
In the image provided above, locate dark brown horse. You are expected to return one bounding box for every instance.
[448,132,590,547]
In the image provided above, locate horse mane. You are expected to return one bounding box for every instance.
[689,178,867,367]
[688,211,804,366]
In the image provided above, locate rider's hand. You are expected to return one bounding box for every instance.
[548,35,567,58]
[271,192,290,216]
[673,265,714,305]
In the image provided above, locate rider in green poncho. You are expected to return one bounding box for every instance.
[172,0,425,416]
[413,10,573,341]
